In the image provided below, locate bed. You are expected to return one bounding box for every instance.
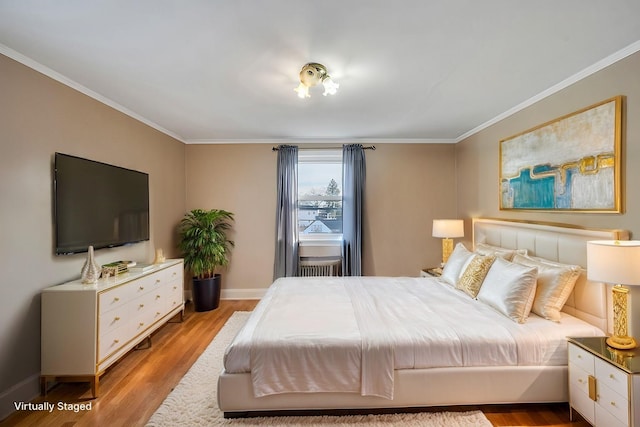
[218,218,628,417]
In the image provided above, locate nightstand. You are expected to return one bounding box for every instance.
[420,267,442,277]
[568,337,640,427]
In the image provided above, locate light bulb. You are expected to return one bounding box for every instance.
[322,77,339,96]
[294,82,310,99]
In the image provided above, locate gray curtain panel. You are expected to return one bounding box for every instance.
[342,144,366,276]
[273,145,299,279]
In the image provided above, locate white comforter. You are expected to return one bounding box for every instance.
[223,276,603,399]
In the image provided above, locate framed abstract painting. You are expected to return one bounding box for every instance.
[499,96,623,212]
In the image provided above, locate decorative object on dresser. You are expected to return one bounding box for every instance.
[178,209,234,312]
[587,240,640,349]
[153,248,166,264]
[80,245,101,284]
[568,337,640,427]
[432,219,464,265]
[41,259,184,398]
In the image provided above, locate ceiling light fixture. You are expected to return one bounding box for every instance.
[294,63,339,99]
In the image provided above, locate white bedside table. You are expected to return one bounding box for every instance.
[568,337,640,427]
[420,267,442,278]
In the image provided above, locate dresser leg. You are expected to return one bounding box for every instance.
[91,375,99,398]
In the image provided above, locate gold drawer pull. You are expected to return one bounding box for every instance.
[139,304,144,308]
[139,286,144,291]
[139,322,144,327]
[588,375,597,401]
[172,272,177,276]
[609,374,615,379]
[114,316,120,321]
[577,355,582,359]
[156,295,161,299]
[156,311,161,315]
[114,339,119,344]
[578,378,583,383]
[156,279,161,283]
[114,297,120,302]
[173,286,177,290]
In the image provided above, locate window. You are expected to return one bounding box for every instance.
[298,150,342,240]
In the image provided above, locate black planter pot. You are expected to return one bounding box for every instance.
[192,274,221,312]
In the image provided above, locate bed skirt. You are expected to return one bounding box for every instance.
[218,365,567,417]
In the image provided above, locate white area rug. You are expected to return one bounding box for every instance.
[146,311,493,427]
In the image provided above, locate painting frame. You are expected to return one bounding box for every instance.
[499,96,623,213]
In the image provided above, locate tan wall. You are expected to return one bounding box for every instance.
[185,143,457,290]
[0,54,185,415]
[363,143,457,275]
[456,51,640,237]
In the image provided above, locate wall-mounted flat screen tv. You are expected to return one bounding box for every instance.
[54,153,150,255]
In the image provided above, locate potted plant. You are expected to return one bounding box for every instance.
[178,208,234,312]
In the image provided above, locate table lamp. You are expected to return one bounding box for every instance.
[587,240,640,350]
[432,219,464,265]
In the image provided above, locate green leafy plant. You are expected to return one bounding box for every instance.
[178,209,235,279]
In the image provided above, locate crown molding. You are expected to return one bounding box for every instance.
[183,138,457,145]
[4,38,639,146]
[456,39,640,143]
[0,43,187,143]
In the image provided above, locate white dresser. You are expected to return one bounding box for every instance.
[41,259,184,397]
[568,337,640,427]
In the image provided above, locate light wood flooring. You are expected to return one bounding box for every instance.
[1,299,589,427]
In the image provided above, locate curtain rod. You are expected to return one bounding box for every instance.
[272,145,376,151]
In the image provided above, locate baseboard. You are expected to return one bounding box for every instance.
[221,288,266,300]
[0,373,40,421]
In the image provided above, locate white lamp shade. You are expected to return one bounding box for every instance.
[432,219,464,238]
[587,240,640,286]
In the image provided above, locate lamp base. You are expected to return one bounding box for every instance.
[441,238,454,265]
[606,335,638,350]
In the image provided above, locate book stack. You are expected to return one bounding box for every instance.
[128,263,155,273]
[102,260,136,275]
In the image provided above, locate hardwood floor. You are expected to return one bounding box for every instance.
[1,299,589,427]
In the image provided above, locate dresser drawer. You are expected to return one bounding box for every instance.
[597,381,629,426]
[570,363,592,396]
[131,274,158,297]
[157,263,182,285]
[569,344,595,374]
[596,404,627,427]
[98,324,132,362]
[165,281,183,312]
[596,357,628,399]
[99,284,135,314]
[98,303,130,336]
[571,380,596,425]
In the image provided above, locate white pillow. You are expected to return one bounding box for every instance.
[440,243,474,286]
[477,257,538,323]
[512,254,581,322]
[474,242,527,261]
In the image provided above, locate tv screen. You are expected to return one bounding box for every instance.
[54,153,150,255]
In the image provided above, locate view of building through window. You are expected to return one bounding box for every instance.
[298,151,342,237]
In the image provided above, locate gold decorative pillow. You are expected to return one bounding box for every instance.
[456,255,496,298]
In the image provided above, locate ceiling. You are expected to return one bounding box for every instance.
[1,1,640,144]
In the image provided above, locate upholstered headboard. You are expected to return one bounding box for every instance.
[473,218,629,333]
